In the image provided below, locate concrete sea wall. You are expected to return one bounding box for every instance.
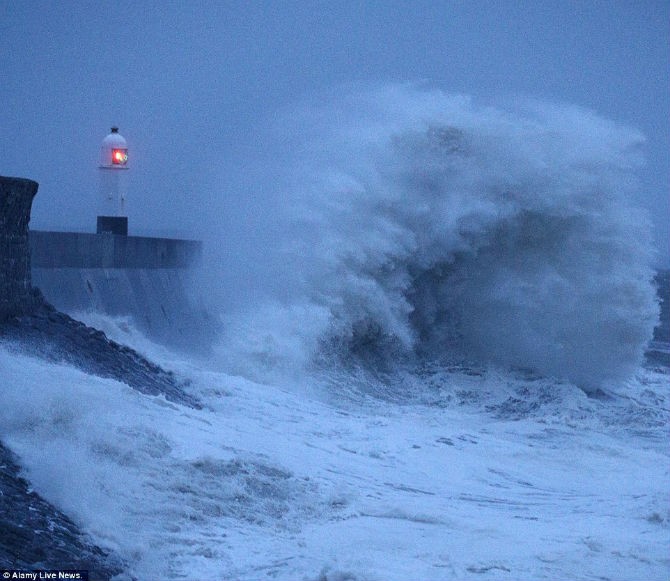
[30,232,212,351]
[31,230,201,269]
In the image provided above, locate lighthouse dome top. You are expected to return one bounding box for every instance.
[102,126,127,148]
[100,126,129,168]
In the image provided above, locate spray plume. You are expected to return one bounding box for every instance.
[215,86,659,391]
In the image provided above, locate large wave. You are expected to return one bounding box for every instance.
[216,86,659,391]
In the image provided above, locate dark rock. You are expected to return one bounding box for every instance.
[0,293,201,409]
[0,442,127,579]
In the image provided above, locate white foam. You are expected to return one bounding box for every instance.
[1,342,667,580]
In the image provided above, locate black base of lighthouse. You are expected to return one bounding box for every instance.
[97,216,128,235]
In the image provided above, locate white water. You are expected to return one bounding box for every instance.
[1,88,668,580]
[1,328,668,580]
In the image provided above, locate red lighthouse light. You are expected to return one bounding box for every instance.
[112,148,128,165]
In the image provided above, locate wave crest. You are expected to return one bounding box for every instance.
[278,87,659,389]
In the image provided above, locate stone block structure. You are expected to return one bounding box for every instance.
[0,176,40,321]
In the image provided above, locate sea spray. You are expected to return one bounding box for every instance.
[214,86,659,391]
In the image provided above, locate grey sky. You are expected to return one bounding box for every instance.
[1,1,668,264]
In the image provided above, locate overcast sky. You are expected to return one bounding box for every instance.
[1,1,668,264]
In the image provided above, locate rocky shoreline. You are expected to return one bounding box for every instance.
[0,293,202,579]
[0,291,200,409]
[0,442,126,579]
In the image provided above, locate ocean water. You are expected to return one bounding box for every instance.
[1,330,667,580]
[1,88,668,580]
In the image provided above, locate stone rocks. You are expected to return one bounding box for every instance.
[0,299,201,408]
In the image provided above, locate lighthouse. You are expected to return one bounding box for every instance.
[97,126,129,235]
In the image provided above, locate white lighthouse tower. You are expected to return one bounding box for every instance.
[97,126,129,235]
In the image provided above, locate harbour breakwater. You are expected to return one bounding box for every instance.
[0,175,200,406]
[30,228,212,352]
[0,175,202,577]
